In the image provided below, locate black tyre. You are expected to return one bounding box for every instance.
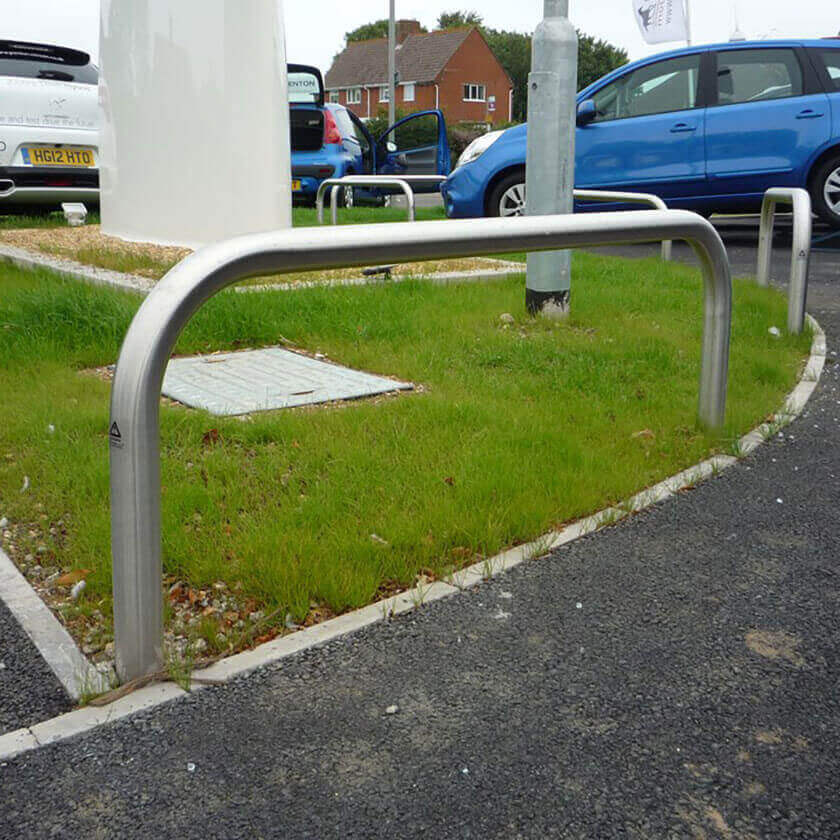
[487,171,526,218]
[811,154,840,228]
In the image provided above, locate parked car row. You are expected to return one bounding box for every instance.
[0,44,451,214]
[442,39,840,228]
[4,37,840,230]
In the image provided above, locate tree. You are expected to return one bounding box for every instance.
[577,32,628,91]
[437,10,628,122]
[345,19,428,44]
[345,20,385,42]
[437,11,483,29]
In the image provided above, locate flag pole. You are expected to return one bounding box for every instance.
[684,0,692,45]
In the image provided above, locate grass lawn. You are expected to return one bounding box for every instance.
[0,248,810,665]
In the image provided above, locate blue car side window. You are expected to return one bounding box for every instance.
[590,54,701,123]
[715,49,803,106]
[815,49,840,92]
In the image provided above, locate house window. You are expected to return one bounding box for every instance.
[463,83,486,102]
[347,87,362,105]
[328,90,340,104]
[402,83,415,102]
[380,85,390,103]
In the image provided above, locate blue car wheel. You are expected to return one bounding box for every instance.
[488,171,527,218]
[812,153,840,228]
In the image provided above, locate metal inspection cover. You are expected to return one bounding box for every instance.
[162,347,413,416]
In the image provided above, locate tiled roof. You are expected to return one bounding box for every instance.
[325,28,473,88]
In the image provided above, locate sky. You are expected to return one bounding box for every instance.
[4,0,838,75]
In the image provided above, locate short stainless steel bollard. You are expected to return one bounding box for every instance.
[756,187,812,334]
[574,190,673,261]
[109,210,732,681]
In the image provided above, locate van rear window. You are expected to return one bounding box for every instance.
[0,41,98,84]
[290,109,325,152]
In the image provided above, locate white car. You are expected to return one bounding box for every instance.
[0,40,99,211]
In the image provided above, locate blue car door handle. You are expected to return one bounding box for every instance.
[796,109,824,119]
[670,122,697,133]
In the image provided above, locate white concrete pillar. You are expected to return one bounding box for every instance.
[99,0,292,248]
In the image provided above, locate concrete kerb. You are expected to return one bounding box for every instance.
[0,243,526,297]
[0,314,826,763]
[0,243,153,294]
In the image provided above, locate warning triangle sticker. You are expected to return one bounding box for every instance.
[109,422,122,439]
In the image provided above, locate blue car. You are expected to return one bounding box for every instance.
[289,65,451,207]
[442,40,840,227]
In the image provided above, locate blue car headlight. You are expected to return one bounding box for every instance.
[456,130,504,170]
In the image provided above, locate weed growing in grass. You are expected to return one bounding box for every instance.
[596,508,627,529]
[729,437,746,459]
[166,647,196,692]
[760,418,785,442]
[523,532,554,562]
[75,666,113,707]
[802,365,820,383]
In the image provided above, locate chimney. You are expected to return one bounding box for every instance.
[396,20,423,44]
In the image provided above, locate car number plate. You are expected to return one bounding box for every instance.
[21,146,95,167]
[292,179,302,191]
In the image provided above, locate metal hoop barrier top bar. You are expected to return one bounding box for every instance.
[574,189,672,261]
[109,210,732,681]
[755,187,812,334]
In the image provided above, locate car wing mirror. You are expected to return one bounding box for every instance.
[386,140,398,153]
[576,99,596,127]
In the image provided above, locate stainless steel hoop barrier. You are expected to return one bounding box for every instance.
[316,176,447,225]
[756,187,812,335]
[109,210,732,680]
[316,177,413,225]
[574,189,672,261]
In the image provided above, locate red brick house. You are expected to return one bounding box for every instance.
[325,21,514,126]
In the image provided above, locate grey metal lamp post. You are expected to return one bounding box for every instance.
[525,0,578,317]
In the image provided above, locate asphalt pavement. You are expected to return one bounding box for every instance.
[0,594,69,734]
[0,216,838,838]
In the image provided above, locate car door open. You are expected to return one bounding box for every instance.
[376,110,451,191]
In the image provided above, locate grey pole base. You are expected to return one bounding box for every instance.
[526,288,570,318]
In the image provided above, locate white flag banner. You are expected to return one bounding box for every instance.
[633,0,688,44]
